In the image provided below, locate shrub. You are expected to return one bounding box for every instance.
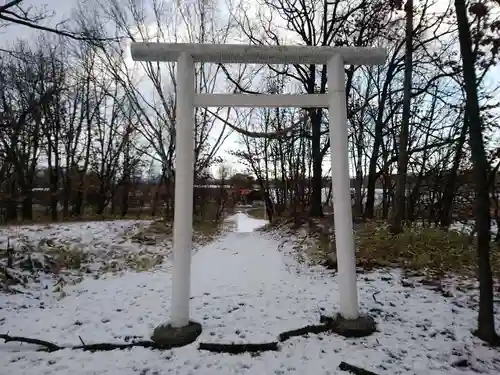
[314,220,500,279]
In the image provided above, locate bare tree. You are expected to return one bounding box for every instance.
[454,0,499,345]
[390,0,414,233]
[0,42,60,220]
[0,0,119,42]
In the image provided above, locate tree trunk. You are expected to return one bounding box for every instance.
[382,174,390,219]
[62,172,71,219]
[390,0,413,234]
[96,183,107,215]
[454,0,498,344]
[365,126,384,218]
[152,169,167,217]
[110,188,116,215]
[49,165,59,222]
[381,149,391,219]
[365,57,401,219]
[5,179,17,222]
[440,119,468,228]
[121,182,130,217]
[72,172,85,217]
[21,190,33,221]
[354,166,363,218]
[309,110,324,217]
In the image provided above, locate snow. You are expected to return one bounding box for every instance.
[0,220,152,250]
[0,219,171,302]
[1,214,499,374]
[231,212,268,233]
[449,220,499,235]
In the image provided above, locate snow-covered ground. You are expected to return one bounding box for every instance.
[1,213,499,374]
[0,219,173,298]
[0,220,150,249]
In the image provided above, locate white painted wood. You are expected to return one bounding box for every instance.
[131,43,387,65]
[328,55,359,319]
[194,94,329,108]
[170,52,195,328]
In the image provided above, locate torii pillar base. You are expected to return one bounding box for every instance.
[321,313,377,338]
[151,320,202,349]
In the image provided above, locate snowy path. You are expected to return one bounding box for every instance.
[1,213,499,374]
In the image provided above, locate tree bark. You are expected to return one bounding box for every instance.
[5,178,17,222]
[390,0,413,234]
[62,170,71,219]
[21,190,33,221]
[309,109,324,217]
[454,0,498,344]
[439,116,468,228]
[72,171,85,217]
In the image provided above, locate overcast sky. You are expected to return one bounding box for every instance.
[2,0,500,178]
[1,0,248,177]
[1,0,78,43]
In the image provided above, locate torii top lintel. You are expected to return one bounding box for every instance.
[130,43,387,66]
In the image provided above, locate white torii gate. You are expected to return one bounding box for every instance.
[131,43,387,330]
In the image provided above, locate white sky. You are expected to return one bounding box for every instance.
[0,0,77,42]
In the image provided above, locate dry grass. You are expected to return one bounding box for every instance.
[353,222,491,278]
[0,212,231,298]
[132,214,225,247]
[45,246,89,271]
[192,218,224,246]
[269,215,500,279]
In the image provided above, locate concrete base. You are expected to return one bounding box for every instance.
[323,313,377,338]
[151,321,202,349]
